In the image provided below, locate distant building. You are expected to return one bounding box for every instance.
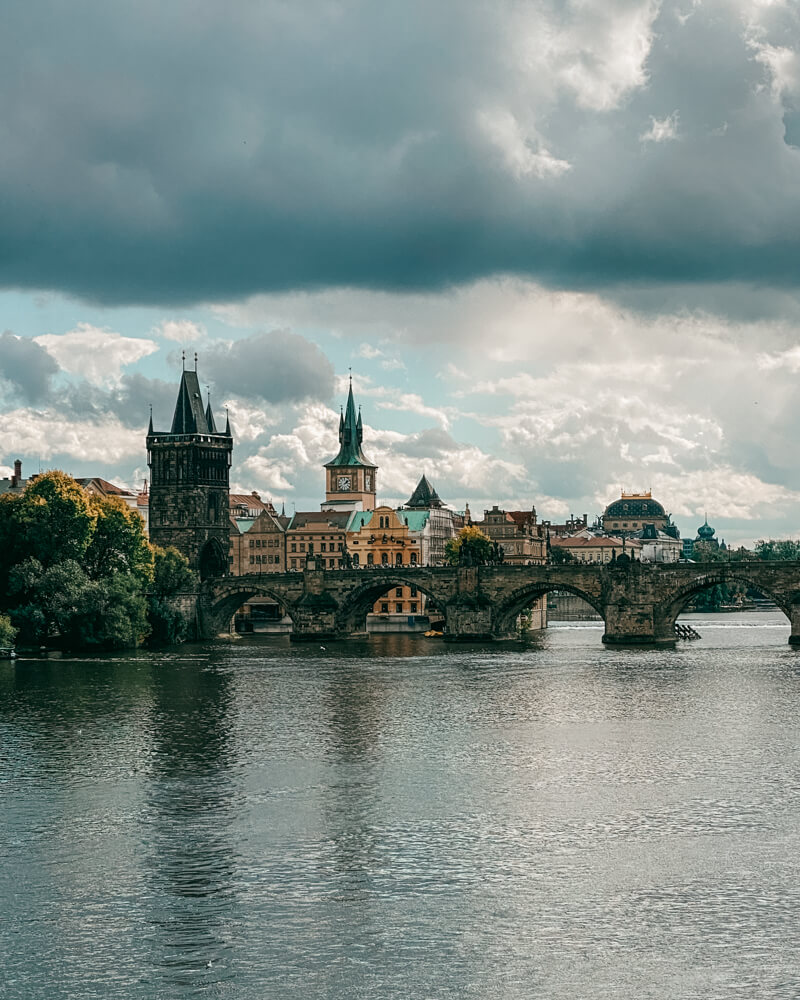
[684,516,721,559]
[637,523,682,563]
[601,491,679,539]
[475,505,546,565]
[551,535,642,564]
[0,459,27,496]
[286,511,352,571]
[540,513,589,538]
[399,474,465,566]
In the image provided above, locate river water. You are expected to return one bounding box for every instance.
[2,612,800,999]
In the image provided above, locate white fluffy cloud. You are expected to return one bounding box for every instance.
[34,324,158,386]
[153,320,207,344]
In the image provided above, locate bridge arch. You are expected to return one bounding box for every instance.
[492,582,604,637]
[205,580,298,634]
[334,571,450,634]
[657,569,792,631]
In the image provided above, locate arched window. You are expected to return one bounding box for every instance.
[367,553,374,566]
[395,552,402,565]
[352,553,360,566]
[410,553,417,566]
[381,552,389,565]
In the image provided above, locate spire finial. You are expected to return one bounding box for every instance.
[194,352,198,372]
[349,366,352,385]
[181,350,186,371]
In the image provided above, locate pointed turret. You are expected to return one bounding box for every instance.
[148,405,153,435]
[224,409,232,437]
[405,474,444,509]
[338,407,344,443]
[205,395,218,434]
[357,406,363,445]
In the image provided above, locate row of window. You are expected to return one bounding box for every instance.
[380,602,419,614]
[354,552,418,566]
[249,538,279,547]
[250,555,280,564]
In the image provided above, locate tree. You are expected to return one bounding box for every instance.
[0,472,157,650]
[85,495,153,585]
[549,546,575,565]
[146,546,195,645]
[444,526,494,567]
[754,539,800,561]
[0,614,16,647]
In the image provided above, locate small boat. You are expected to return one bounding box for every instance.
[0,648,16,660]
[423,630,443,637]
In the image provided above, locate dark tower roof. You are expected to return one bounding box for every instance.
[405,474,444,509]
[170,370,211,434]
[325,381,375,468]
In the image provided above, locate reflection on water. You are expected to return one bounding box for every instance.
[2,615,800,999]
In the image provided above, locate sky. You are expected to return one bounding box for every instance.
[2,0,800,545]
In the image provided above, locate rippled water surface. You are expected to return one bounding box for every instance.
[3,613,800,999]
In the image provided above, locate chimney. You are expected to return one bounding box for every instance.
[11,459,22,487]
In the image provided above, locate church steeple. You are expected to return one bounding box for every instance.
[322,378,377,511]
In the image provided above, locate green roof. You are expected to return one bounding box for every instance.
[324,382,375,468]
[398,510,430,531]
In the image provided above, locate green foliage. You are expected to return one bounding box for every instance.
[0,613,16,647]
[754,539,800,561]
[85,495,154,585]
[145,546,195,646]
[444,526,494,566]
[549,546,575,564]
[0,471,156,650]
[151,546,194,594]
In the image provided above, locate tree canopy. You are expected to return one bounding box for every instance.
[0,472,156,650]
[444,526,494,567]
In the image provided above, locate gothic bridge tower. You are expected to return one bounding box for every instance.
[147,362,233,580]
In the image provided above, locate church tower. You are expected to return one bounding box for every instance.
[322,380,377,511]
[147,361,233,579]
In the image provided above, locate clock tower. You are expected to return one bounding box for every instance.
[322,380,377,511]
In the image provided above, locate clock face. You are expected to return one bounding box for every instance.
[337,475,352,492]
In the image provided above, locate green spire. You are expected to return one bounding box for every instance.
[325,380,375,468]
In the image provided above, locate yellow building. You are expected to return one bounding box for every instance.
[347,506,427,624]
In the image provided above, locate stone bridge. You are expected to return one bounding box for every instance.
[182,561,800,646]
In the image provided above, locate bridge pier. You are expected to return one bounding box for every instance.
[788,603,800,645]
[602,603,676,648]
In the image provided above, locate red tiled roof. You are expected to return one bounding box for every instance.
[551,536,642,549]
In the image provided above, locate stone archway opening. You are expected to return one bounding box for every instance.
[336,575,446,636]
[492,584,605,639]
[661,573,791,642]
[199,538,228,582]
[209,585,293,636]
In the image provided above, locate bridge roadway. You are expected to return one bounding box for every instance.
[189,560,800,646]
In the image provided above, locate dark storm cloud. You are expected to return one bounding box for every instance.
[1,0,799,305]
[0,331,60,403]
[204,330,335,403]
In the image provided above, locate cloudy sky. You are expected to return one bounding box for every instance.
[2,0,800,544]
